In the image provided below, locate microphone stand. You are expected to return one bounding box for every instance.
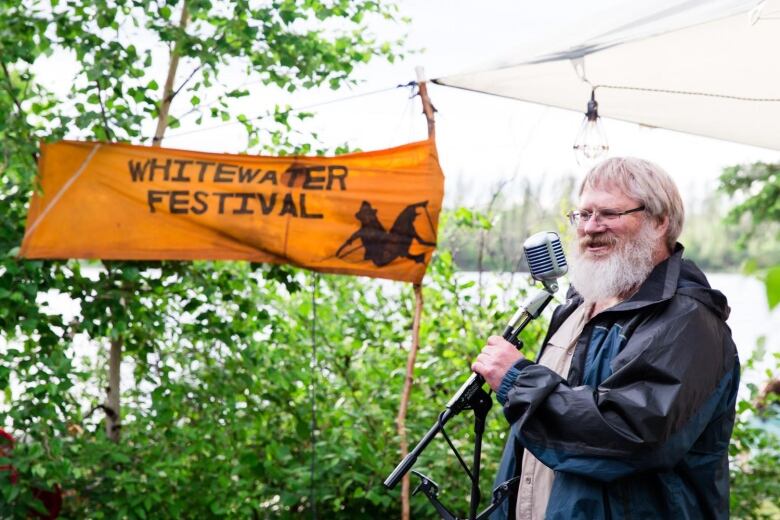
[384,281,559,520]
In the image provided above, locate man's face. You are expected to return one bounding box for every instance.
[576,185,647,259]
[568,184,662,303]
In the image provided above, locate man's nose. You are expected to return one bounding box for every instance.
[581,215,606,234]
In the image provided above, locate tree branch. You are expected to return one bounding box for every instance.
[169,64,201,103]
[0,61,38,163]
[0,61,24,115]
[84,403,118,421]
[95,79,114,141]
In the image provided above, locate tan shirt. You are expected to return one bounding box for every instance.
[516,303,592,520]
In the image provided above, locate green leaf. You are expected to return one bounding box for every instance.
[742,258,759,275]
[765,265,780,309]
[31,464,47,478]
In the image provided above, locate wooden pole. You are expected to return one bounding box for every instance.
[397,284,424,520]
[416,66,436,141]
[397,67,436,520]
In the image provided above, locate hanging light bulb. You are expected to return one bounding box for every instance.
[573,89,609,167]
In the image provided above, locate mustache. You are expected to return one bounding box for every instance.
[579,232,619,249]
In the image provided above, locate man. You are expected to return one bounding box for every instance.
[473,157,739,519]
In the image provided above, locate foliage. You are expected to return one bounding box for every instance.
[440,177,575,272]
[1,0,404,147]
[720,163,780,239]
[680,194,780,272]
[0,0,407,516]
[0,249,548,517]
[719,160,780,518]
[720,162,780,307]
[1,1,778,517]
[729,346,780,519]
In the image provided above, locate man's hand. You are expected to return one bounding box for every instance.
[471,335,525,392]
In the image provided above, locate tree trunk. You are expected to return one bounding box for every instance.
[152,1,189,146]
[104,1,189,442]
[105,337,122,441]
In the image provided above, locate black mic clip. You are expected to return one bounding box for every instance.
[411,471,456,520]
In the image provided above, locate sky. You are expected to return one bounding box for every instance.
[33,0,779,210]
[173,0,778,207]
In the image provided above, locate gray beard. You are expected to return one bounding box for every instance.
[568,222,658,303]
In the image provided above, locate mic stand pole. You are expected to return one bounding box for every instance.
[384,282,559,519]
[467,383,492,520]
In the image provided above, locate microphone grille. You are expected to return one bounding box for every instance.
[551,238,567,269]
[523,232,568,281]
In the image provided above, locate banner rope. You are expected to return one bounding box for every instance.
[592,83,780,102]
[434,79,780,104]
[23,143,102,241]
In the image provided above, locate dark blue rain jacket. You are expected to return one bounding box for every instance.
[491,245,739,519]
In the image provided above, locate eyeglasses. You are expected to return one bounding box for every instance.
[566,205,645,227]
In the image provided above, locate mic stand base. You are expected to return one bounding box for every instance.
[403,385,496,520]
[411,470,521,520]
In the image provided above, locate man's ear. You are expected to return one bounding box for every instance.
[654,215,671,253]
[655,215,670,237]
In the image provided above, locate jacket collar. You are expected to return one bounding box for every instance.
[613,243,683,311]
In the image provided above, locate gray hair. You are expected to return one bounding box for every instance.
[580,157,684,251]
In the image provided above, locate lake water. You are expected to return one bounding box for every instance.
[708,273,779,392]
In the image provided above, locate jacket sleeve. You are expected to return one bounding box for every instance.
[501,299,739,483]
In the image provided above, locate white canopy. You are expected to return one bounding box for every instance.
[435,0,780,151]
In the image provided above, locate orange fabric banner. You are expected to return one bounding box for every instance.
[20,140,444,283]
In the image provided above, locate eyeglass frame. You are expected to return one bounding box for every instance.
[566,205,645,227]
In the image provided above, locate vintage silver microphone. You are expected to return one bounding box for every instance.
[524,231,568,282]
[384,231,568,491]
[501,231,568,343]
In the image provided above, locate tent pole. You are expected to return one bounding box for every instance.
[397,283,424,520]
[416,66,437,141]
[397,66,436,520]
